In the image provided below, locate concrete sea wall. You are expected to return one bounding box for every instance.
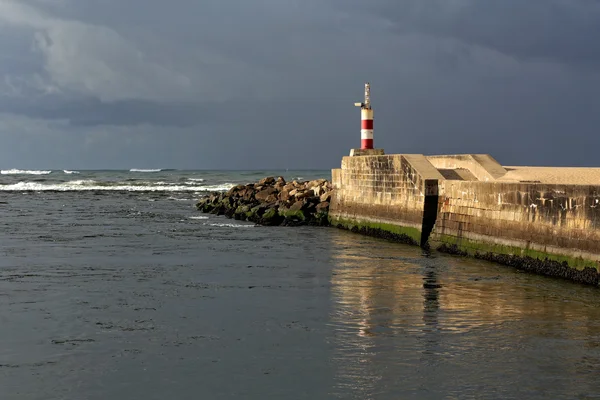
[330,154,441,246]
[330,152,600,286]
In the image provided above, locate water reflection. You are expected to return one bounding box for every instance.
[421,263,440,356]
[327,229,600,399]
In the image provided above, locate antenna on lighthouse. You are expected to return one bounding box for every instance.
[354,82,374,150]
[364,82,371,109]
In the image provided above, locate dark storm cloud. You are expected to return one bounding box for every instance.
[1,0,600,169]
[0,96,355,129]
[2,96,209,127]
[338,0,600,67]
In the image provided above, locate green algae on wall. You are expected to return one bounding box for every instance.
[329,215,421,246]
[433,233,600,272]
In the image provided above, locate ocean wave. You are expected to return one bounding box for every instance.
[197,184,236,192]
[69,180,97,185]
[63,170,80,174]
[188,178,205,182]
[205,222,255,228]
[0,181,236,192]
[156,181,207,186]
[129,169,163,173]
[189,215,209,220]
[168,196,193,201]
[1,169,52,175]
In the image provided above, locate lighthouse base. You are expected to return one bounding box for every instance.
[349,148,385,157]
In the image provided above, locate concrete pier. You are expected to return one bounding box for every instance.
[330,152,600,285]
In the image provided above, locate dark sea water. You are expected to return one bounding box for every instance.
[1,169,600,400]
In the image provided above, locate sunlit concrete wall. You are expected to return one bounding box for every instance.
[330,152,600,284]
[431,180,600,271]
[330,154,442,246]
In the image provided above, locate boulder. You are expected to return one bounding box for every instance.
[306,196,320,206]
[313,210,329,226]
[320,191,332,203]
[261,207,283,226]
[242,188,255,201]
[289,200,304,212]
[196,176,333,228]
[281,210,305,225]
[302,202,316,213]
[251,204,268,217]
[224,206,236,218]
[295,189,314,200]
[227,184,245,196]
[316,201,329,213]
[258,176,275,186]
[307,179,326,188]
[233,205,250,220]
[255,187,277,202]
[280,199,294,209]
[265,194,278,203]
[300,197,319,212]
[279,189,292,202]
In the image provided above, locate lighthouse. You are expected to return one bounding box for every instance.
[354,82,374,150]
[350,83,383,156]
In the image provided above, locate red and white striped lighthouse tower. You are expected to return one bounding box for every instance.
[354,82,374,149]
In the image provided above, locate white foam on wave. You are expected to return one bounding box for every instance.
[1,169,52,175]
[155,180,204,186]
[205,222,255,228]
[188,178,205,182]
[69,179,97,185]
[0,181,236,192]
[63,170,80,174]
[189,215,209,220]
[196,183,235,192]
[130,169,162,173]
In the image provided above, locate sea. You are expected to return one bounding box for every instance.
[1,168,599,400]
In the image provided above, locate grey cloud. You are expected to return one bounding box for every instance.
[1,0,600,169]
[1,96,208,127]
[0,110,349,170]
[337,0,600,67]
[0,95,355,129]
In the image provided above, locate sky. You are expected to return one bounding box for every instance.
[1,0,600,170]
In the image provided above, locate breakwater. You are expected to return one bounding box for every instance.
[194,155,600,286]
[196,176,333,226]
[329,152,600,286]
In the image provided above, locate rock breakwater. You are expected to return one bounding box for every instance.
[196,176,333,226]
